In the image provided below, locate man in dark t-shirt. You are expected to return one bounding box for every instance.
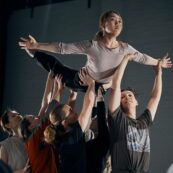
[108,53,167,173]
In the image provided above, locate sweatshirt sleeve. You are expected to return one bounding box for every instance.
[54,40,92,55]
[127,44,157,65]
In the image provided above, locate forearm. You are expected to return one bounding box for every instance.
[67,92,77,109]
[36,42,59,53]
[112,57,129,87]
[147,70,162,120]
[41,73,53,107]
[79,82,95,131]
[84,83,95,107]
[150,71,162,101]
[142,54,158,66]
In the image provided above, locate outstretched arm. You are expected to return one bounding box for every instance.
[147,56,165,121]
[144,53,172,68]
[37,72,53,117]
[78,69,95,132]
[108,53,135,113]
[19,35,58,53]
[19,35,90,55]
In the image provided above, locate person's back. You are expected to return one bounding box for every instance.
[55,121,86,173]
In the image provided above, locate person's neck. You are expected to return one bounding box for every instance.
[101,35,119,49]
[126,108,136,119]
[12,128,20,137]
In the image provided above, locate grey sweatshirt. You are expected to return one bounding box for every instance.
[54,40,154,83]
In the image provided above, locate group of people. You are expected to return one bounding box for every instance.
[0,10,172,173]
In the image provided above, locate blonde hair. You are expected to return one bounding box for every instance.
[44,125,56,144]
[44,104,68,144]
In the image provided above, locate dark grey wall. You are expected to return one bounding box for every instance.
[2,0,173,172]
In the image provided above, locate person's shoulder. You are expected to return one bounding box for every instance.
[108,106,123,119]
[0,136,14,146]
[137,109,153,126]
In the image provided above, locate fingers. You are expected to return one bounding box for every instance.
[55,74,63,82]
[161,53,172,68]
[79,68,88,85]
[29,34,36,43]
[164,52,169,58]
[19,42,26,47]
[28,34,35,40]
[20,37,28,41]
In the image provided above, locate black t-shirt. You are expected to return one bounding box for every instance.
[55,121,86,173]
[108,107,152,173]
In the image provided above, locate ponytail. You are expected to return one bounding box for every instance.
[94,31,104,41]
[44,125,56,144]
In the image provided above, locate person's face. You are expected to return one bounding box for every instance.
[5,111,22,130]
[103,13,123,37]
[121,90,138,110]
[62,105,78,125]
[25,115,40,131]
[49,104,78,126]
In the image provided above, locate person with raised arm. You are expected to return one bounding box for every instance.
[107,52,165,173]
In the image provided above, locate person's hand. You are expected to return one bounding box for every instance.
[54,74,64,92]
[124,52,138,61]
[19,35,38,50]
[153,58,162,74]
[69,89,78,98]
[79,67,94,86]
[160,53,172,68]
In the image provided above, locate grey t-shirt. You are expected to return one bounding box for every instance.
[55,40,154,83]
[108,107,152,173]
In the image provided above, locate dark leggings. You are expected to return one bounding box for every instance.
[34,52,102,93]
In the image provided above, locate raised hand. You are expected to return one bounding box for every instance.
[54,74,64,92]
[79,67,94,86]
[123,52,138,61]
[160,53,172,68]
[19,35,38,50]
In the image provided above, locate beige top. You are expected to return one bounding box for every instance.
[55,40,154,83]
[0,136,28,171]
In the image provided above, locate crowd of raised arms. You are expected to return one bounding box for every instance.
[0,10,172,173]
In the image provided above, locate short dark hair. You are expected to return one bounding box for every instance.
[121,87,138,99]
